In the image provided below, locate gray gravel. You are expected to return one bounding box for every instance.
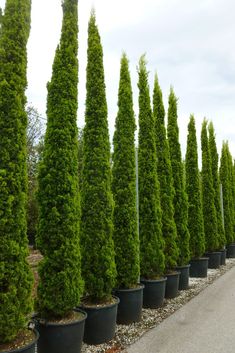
[81,259,235,353]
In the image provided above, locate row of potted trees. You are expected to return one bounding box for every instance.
[1,1,235,353]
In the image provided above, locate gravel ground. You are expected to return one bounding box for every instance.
[81,259,235,353]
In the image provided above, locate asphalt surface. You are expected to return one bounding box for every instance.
[127,266,235,353]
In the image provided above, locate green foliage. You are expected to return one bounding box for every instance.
[185,116,205,258]
[80,12,116,301]
[138,58,165,279]
[112,54,139,288]
[153,76,178,271]
[208,122,226,249]
[0,0,33,344]
[77,127,84,190]
[167,87,190,265]
[36,0,83,318]
[201,119,218,252]
[220,142,234,244]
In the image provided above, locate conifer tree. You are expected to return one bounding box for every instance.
[80,11,116,301]
[36,0,83,318]
[112,53,139,288]
[220,142,234,245]
[208,122,226,249]
[185,116,205,258]
[138,58,165,279]
[201,119,218,252]
[153,76,178,271]
[0,0,33,343]
[167,87,190,265]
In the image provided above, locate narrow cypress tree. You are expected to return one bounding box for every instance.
[167,87,190,266]
[201,119,218,252]
[36,0,83,318]
[219,142,234,245]
[112,53,139,288]
[208,122,226,249]
[185,116,205,258]
[80,11,116,301]
[153,76,179,271]
[138,58,165,279]
[0,0,33,344]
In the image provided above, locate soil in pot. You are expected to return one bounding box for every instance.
[205,252,221,269]
[190,257,209,278]
[165,272,180,299]
[0,329,39,353]
[79,296,119,345]
[36,309,86,353]
[114,284,143,324]
[175,265,190,290]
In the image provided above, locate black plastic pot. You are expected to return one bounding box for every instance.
[205,252,221,269]
[190,257,209,278]
[140,278,166,308]
[114,285,143,324]
[36,309,86,353]
[226,243,235,258]
[220,249,227,265]
[1,329,39,353]
[175,264,190,290]
[165,272,180,299]
[80,296,119,345]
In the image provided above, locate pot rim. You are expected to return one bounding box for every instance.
[140,277,167,283]
[175,264,191,269]
[190,257,209,261]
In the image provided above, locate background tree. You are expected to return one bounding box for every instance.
[201,119,218,252]
[26,105,44,246]
[112,53,139,288]
[138,58,165,279]
[36,0,83,318]
[167,87,190,266]
[153,76,178,271]
[185,116,205,258]
[208,122,226,249]
[80,11,116,301]
[0,0,33,343]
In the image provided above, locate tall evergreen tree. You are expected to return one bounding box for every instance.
[201,119,218,252]
[0,0,33,343]
[36,0,83,318]
[167,87,190,266]
[153,76,179,271]
[208,122,226,249]
[138,58,165,279]
[80,11,116,301]
[112,53,139,288]
[220,142,234,245]
[185,116,205,258]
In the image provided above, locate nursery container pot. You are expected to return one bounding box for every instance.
[165,272,180,299]
[79,296,119,345]
[226,244,235,258]
[205,252,221,269]
[141,278,166,308]
[175,264,190,290]
[220,249,227,265]
[114,285,143,324]
[36,309,86,353]
[190,257,209,278]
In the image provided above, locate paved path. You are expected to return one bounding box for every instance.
[127,266,235,353]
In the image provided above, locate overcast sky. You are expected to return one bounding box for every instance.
[0,0,235,159]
